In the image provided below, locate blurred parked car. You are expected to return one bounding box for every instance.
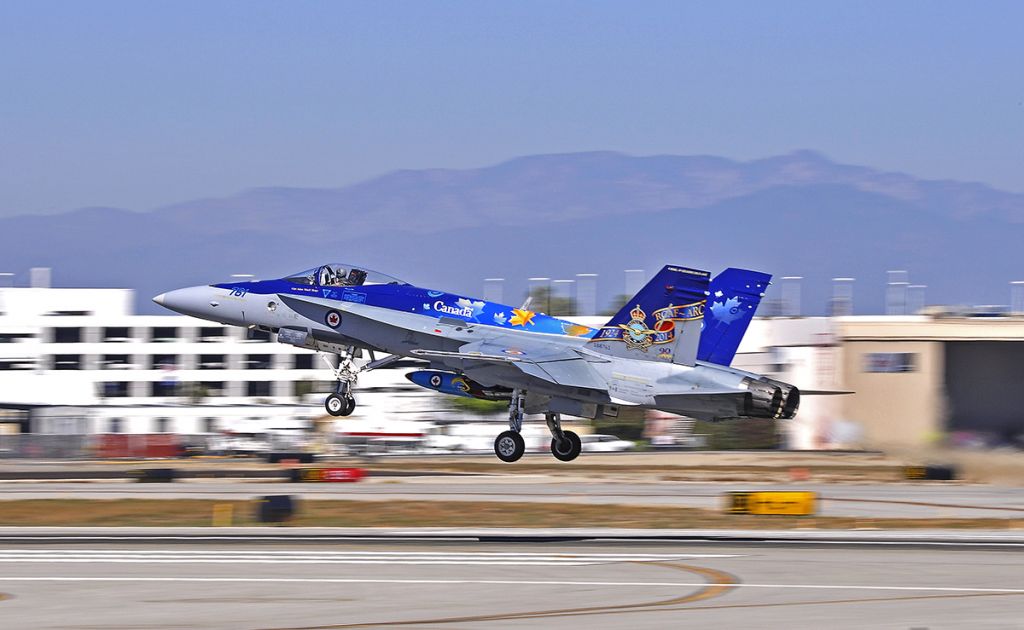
[579,434,635,452]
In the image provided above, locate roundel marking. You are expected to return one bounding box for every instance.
[429,374,443,388]
[325,310,342,328]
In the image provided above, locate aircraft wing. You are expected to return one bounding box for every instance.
[415,334,609,392]
[279,292,608,392]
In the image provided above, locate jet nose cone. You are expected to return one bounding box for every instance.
[152,286,217,318]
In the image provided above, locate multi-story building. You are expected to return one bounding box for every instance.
[0,285,436,435]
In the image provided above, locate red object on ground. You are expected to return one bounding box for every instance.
[320,467,366,482]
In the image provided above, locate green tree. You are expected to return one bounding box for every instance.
[449,396,508,415]
[601,294,630,316]
[525,286,576,316]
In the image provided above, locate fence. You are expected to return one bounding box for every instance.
[0,434,205,459]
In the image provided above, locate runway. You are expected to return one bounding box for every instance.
[4,477,1024,518]
[1,536,1022,629]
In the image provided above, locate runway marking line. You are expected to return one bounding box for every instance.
[824,496,1024,514]
[252,562,741,629]
[0,550,743,566]
[0,576,1021,594]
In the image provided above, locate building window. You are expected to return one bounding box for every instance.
[151,327,179,342]
[199,355,225,370]
[53,354,81,370]
[863,352,918,373]
[0,333,34,343]
[151,354,179,370]
[155,417,170,433]
[200,381,225,396]
[53,328,82,343]
[0,358,34,370]
[199,327,227,342]
[244,354,272,369]
[246,381,272,397]
[102,382,130,397]
[150,381,179,396]
[108,418,123,434]
[293,354,314,370]
[102,354,132,369]
[202,417,218,433]
[104,327,132,342]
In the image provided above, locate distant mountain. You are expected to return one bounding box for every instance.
[2,150,1022,314]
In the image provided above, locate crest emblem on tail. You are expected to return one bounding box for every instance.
[619,304,656,351]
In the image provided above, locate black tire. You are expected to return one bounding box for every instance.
[341,395,356,416]
[494,430,525,463]
[325,393,348,416]
[551,430,582,462]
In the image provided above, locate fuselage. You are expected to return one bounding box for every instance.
[154,265,797,419]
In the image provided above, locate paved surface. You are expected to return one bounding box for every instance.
[3,477,1024,518]
[0,535,1022,629]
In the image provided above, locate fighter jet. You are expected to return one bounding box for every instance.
[154,263,798,462]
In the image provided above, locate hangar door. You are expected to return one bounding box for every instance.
[944,341,1024,440]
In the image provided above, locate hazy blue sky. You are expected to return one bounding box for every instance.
[1,1,1022,216]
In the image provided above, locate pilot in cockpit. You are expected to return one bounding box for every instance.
[318,266,334,286]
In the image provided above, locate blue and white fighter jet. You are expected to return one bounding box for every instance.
[154,263,798,462]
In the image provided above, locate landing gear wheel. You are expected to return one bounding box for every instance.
[494,430,526,463]
[325,393,355,417]
[550,430,582,462]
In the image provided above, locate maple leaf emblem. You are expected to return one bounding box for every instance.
[509,308,536,327]
[710,296,746,324]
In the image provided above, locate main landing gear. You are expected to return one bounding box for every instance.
[494,389,526,462]
[322,347,403,417]
[492,391,581,463]
[546,411,581,462]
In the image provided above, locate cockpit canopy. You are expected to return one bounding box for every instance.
[285,264,407,287]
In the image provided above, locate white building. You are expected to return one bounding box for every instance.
[0,285,441,436]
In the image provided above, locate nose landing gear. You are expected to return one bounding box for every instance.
[321,348,358,417]
[325,392,355,417]
[319,347,402,417]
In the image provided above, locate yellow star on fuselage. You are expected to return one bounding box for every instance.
[509,308,536,327]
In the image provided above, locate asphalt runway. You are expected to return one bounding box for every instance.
[1,536,1022,629]
[3,477,1024,518]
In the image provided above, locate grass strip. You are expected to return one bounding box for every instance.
[0,499,1021,529]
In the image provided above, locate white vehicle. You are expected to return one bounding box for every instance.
[579,434,635,452]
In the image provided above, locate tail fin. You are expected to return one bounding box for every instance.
[697,268,772,366]
[588,265,710,366]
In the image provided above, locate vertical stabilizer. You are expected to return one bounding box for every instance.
[587,265,710,365]
[697,268,771,366]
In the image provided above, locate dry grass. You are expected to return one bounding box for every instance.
[0,499,1020,530]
